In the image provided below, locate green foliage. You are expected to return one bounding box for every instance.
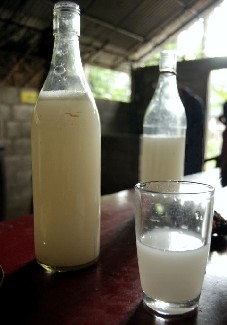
[163,40,177,51]
[86,65,131,103]
[206,134,221,159]
[204,160,217,171]
[144,53,159,67]
[143,40,177,67]
[210,83,227,114]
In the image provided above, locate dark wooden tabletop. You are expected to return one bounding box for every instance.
[0,170,227,325]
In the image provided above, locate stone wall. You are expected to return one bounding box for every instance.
[0,87,36,219]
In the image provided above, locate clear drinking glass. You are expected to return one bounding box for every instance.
[135,181,214,317]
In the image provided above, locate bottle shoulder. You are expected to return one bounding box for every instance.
[33,90,99,121]
[144,74,186,123]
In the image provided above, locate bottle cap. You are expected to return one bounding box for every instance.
[159,50,177,73]
[54,1,80,36]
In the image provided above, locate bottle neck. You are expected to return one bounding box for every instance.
[52,33,84,75]
[42,2,87,93]
[157,71,178,94]
[42,32,87,92]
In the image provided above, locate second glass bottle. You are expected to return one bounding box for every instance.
[140,50,187,182]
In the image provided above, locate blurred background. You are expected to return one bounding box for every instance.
[0,0,226,219]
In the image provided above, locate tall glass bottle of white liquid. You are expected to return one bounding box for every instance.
[140,50,187,181]
[31,1,101,272]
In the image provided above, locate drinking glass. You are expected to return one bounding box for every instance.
[135,181,214,317]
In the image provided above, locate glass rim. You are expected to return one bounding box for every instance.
[135,180,215,195]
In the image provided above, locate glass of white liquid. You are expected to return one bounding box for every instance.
[135,181,214,317]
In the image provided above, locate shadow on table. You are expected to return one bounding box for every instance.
[0,260,86,325]
[127,301,227,325]
[126,301,198,325]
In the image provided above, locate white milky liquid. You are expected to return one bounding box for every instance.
[140,135,185,181]
[31,90,101,269]
[136,229,210,302]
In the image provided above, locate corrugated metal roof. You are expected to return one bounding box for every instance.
[0,0,222,88]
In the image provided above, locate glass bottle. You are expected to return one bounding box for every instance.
[140,50,187,181]
[31,1,101,272]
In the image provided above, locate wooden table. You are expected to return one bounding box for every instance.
[0,169,227,325]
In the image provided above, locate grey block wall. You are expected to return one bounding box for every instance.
[0,87,34,219]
